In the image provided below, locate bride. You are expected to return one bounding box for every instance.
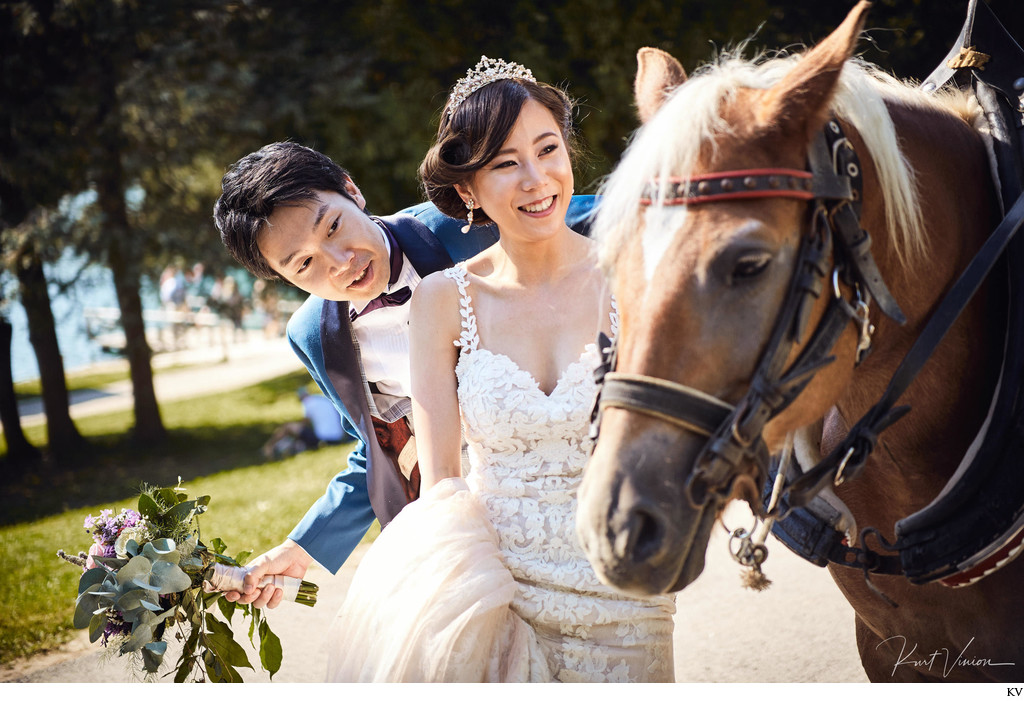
[327,57,675,682]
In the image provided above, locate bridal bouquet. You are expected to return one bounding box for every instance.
[57,483,318,682]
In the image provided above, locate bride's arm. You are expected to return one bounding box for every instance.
[409,272,464,492]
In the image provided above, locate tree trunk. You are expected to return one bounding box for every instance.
[15,243,87,461]
[91,44,165,445]
[0,315,41,470]
[96,165,166,445]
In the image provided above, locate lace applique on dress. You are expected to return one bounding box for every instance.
[446,266,675,682]
[328,266,675,682]
[444,266,478,352]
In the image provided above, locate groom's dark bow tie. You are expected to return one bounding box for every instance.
[350,286,412,321]
[350,221,410,322]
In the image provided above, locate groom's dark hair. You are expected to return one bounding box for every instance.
[214,142,357,280]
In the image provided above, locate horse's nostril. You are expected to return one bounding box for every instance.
[627,504,667,565]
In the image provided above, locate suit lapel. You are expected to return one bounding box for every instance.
[319,298,408,526]
[377,213,456,277]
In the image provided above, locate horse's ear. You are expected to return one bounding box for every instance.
[635,47,687,123]
[758,0,871,133]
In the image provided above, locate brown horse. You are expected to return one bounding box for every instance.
[577,1,1024,682]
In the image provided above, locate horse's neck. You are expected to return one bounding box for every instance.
[831,99,1003,529]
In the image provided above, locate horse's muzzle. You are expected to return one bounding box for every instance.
[578,422,721,594]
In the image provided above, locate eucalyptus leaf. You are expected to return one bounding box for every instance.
[258,619,283,678]
[141,641,167,673]
[116,588,159,617]
[143,539,181,563]
[116,556,152,586]
[121,622,155,652]
[154,606,178,624]
[179,555,204,571]
[93,556,129,568]
[78,567,109,594]
[139,598,164,612]
[73,585,104,628]
[151,560,192,594]
[88,613,105,643]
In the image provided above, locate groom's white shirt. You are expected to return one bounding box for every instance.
[350,225,422,420]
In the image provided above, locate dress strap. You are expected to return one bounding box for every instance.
[443,266,479,351]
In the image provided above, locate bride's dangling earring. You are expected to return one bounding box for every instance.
[461,198,475,234]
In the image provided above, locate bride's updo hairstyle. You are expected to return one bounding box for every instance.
[420,62,576,228]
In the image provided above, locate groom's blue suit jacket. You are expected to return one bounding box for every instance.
[285,196,597,573]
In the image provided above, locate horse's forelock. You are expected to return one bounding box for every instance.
[595,53,977,273]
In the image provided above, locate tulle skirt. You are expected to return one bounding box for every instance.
[326,478,551,682]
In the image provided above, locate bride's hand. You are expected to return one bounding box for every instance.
[223,539,314,609]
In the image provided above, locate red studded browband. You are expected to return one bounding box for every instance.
[639,168,816,206]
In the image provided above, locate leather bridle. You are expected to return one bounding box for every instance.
[589,0,1024,589]
[590,118,908,513]
[592,111,1024,548]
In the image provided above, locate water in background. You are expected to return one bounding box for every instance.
[3,249,160,383]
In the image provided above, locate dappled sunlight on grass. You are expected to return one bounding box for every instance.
[0,369,369,665]
[1,371,316,526]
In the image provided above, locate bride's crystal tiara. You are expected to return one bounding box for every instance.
[445,56,536,118]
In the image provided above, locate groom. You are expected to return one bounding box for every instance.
[214,141,595,607]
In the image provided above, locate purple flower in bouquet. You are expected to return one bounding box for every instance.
[84,543,118,570]
[102,612,132,646]
[84,508,144,547]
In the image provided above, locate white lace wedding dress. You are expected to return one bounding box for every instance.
[326,266,676,682]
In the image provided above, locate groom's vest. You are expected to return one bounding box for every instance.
[317,213,498,526]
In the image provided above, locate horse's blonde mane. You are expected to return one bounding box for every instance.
[595,51,983,271]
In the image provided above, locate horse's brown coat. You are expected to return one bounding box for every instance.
[578,1,1021,681]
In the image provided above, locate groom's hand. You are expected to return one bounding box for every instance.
[224,539,314,609]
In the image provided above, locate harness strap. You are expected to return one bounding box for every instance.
[599,372,733,437]
[786,189,1024,506]
[690,127,881,501]
[592,123,897,509]
[639,169,815,206]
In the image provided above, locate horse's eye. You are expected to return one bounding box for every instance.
[731,252,772,281]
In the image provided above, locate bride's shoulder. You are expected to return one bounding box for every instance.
[410,271,466,341]
[415,268,464,303]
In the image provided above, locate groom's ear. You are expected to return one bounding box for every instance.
[343,176,367,210]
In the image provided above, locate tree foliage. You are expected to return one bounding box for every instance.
[1,0,1020,460]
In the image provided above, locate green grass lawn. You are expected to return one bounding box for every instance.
[0,369,376,665]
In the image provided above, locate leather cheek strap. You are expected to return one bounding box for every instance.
[598,372,734,438]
